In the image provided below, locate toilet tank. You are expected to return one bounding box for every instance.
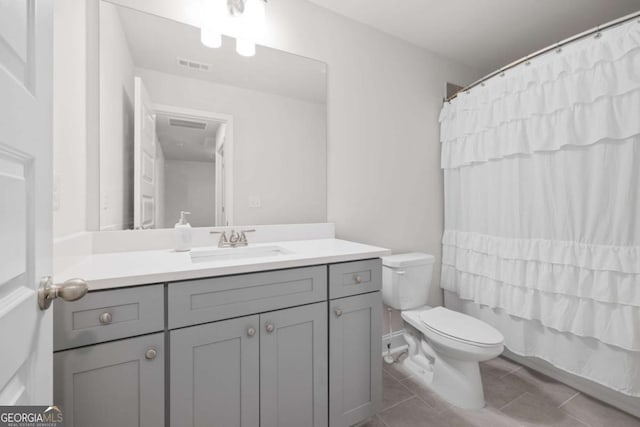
[381,253,435,310]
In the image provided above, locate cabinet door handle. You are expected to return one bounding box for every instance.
[145,347,157,360]
[334,308,343,317]
[247,327,256,337]
[355,275,363,283]
[265,323,275,333]
[99,312,112,324]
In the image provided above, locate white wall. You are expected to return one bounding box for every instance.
[136,68,327,226]
[264,1,479,313]
[99,1,135,230]
[110,0,478,306]
[163,160,215,228]
[53,0,87,238]
[57,0,479,332]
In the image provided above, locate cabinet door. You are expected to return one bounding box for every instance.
[53,333,164,427]
[170,315,259,427]
[329,292,382,427]
[260,302,328,427]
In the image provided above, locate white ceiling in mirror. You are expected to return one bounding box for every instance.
[155,113,221,162]
[116,5,326,103]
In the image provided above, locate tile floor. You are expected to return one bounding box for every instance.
[361,355,640,427]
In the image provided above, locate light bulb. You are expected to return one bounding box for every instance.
[200,0,226,48]
[236,38,255,56]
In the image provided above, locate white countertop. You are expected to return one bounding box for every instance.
[54,238,391,291]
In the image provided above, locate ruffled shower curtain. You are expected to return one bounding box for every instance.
[440,19,640,395]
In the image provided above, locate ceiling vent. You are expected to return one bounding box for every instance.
[168,117,208,130]
[176,57,211,72]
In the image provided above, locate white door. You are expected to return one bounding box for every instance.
[0,0,54,404]
[134,76,157,229]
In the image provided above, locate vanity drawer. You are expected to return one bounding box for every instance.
[168,266,327,329]
[54,284,164,351]
[329,259,382,299]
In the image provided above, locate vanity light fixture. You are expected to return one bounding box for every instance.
[200,0,267,57]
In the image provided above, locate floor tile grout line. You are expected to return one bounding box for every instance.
[409,389,448,413]
[565,412,592,427]
[557,391,581,409]
[497,391,532,412]
[495,390,528,412]
[375,414,390,427]
[381,395,418,413]
[498,366,523,379]
[398,376,454,414]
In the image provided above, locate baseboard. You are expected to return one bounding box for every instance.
[382,330,408,356]
[502,349,640,419]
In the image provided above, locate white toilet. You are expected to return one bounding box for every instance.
[382,253,504,410]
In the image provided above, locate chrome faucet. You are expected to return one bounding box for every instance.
[210,229,255,248]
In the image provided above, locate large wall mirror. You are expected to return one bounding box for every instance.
[99,1,327,230]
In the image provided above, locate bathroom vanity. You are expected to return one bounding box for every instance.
[52,238,387,427]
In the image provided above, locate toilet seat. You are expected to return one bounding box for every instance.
[420,307,504,347]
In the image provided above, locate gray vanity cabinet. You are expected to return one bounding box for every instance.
[170,302,328,427]
[54,259,383,427]
[53,332,164,427]
[260,302,328,427]
[170,315,260,427]
[329,290,382,427]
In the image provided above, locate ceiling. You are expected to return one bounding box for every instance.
[308,0,640,75]
[155,112,221,162]
[116,5,327,103]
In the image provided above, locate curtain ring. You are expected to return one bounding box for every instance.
[594,26,602,39]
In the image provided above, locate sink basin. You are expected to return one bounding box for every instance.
[190,245,292,263]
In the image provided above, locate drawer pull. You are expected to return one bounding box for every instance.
[99,312,113,325]
[145,348,157,360]
[265,323,275,333]
[335,308,343,317]
[247,327,256,337]
[355,275,363,283]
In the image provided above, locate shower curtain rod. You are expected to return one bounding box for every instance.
[445,9,640,103]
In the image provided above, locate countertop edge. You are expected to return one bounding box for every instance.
[83,248,391,291]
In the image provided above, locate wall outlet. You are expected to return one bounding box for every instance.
[248,195,261,208]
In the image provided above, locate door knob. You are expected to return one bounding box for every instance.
[247,327,256,337]
[265,323,275,333]
[38,276,89,310]
[335,308,343,317]
[355,275,363,283]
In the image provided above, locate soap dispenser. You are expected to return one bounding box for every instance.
[174,211,192,252]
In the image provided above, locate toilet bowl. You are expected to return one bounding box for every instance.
[381,253,504,410]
